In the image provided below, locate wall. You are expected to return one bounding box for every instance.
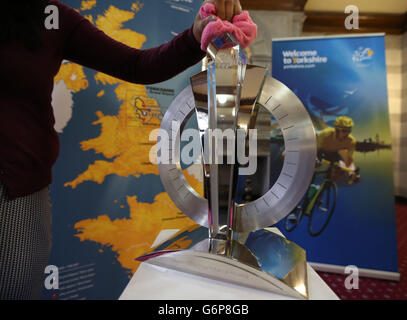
[248,10,305,69]
[305,0,407,14]
[393,32,407,197]
[384,33,407,198]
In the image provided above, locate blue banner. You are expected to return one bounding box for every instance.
[272,34,399,278]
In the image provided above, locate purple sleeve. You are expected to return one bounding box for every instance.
[60,3,205,84]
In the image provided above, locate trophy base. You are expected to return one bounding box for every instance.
[136,226,309,299]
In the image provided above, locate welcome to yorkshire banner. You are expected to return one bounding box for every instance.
[271,34,399,280]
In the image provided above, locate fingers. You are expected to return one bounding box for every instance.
[214,0,226,21]
[202,15,216,29]
[193,13,216,43]
[225,0,234,21]
[233,0,242,16]
[203,0,242,21]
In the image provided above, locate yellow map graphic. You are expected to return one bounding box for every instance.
[74,193,198,274]
[54,62,88,92]
[54,3,203,276]
[80,0,97,11]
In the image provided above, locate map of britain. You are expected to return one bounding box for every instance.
[50,0,203,294]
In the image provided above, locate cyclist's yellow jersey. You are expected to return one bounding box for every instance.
[316,127,356,158]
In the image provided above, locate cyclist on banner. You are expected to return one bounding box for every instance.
[316,116,360,184]
[285,116,360,236]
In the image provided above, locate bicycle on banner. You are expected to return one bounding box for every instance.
[284,157,360,237]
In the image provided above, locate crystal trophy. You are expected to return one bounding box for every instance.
[137,34,317,299]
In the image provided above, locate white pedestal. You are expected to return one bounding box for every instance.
[120,229,339,300]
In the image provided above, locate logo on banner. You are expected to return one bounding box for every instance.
[352,47,374,67]
[282,49,328,69]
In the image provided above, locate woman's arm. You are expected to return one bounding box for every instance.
[60,0,242,84]
[63,15,205,84]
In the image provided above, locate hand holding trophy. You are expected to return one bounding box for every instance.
[138,3,317,300]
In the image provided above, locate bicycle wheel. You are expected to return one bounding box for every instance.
[308,182,337,237]
[284,206,303,232]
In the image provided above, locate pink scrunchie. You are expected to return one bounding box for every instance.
[200,3,257,51]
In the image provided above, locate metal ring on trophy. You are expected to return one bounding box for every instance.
[158,86,209,227]
[158,75,316,232]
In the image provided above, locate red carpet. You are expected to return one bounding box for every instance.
[317,199,407,299]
